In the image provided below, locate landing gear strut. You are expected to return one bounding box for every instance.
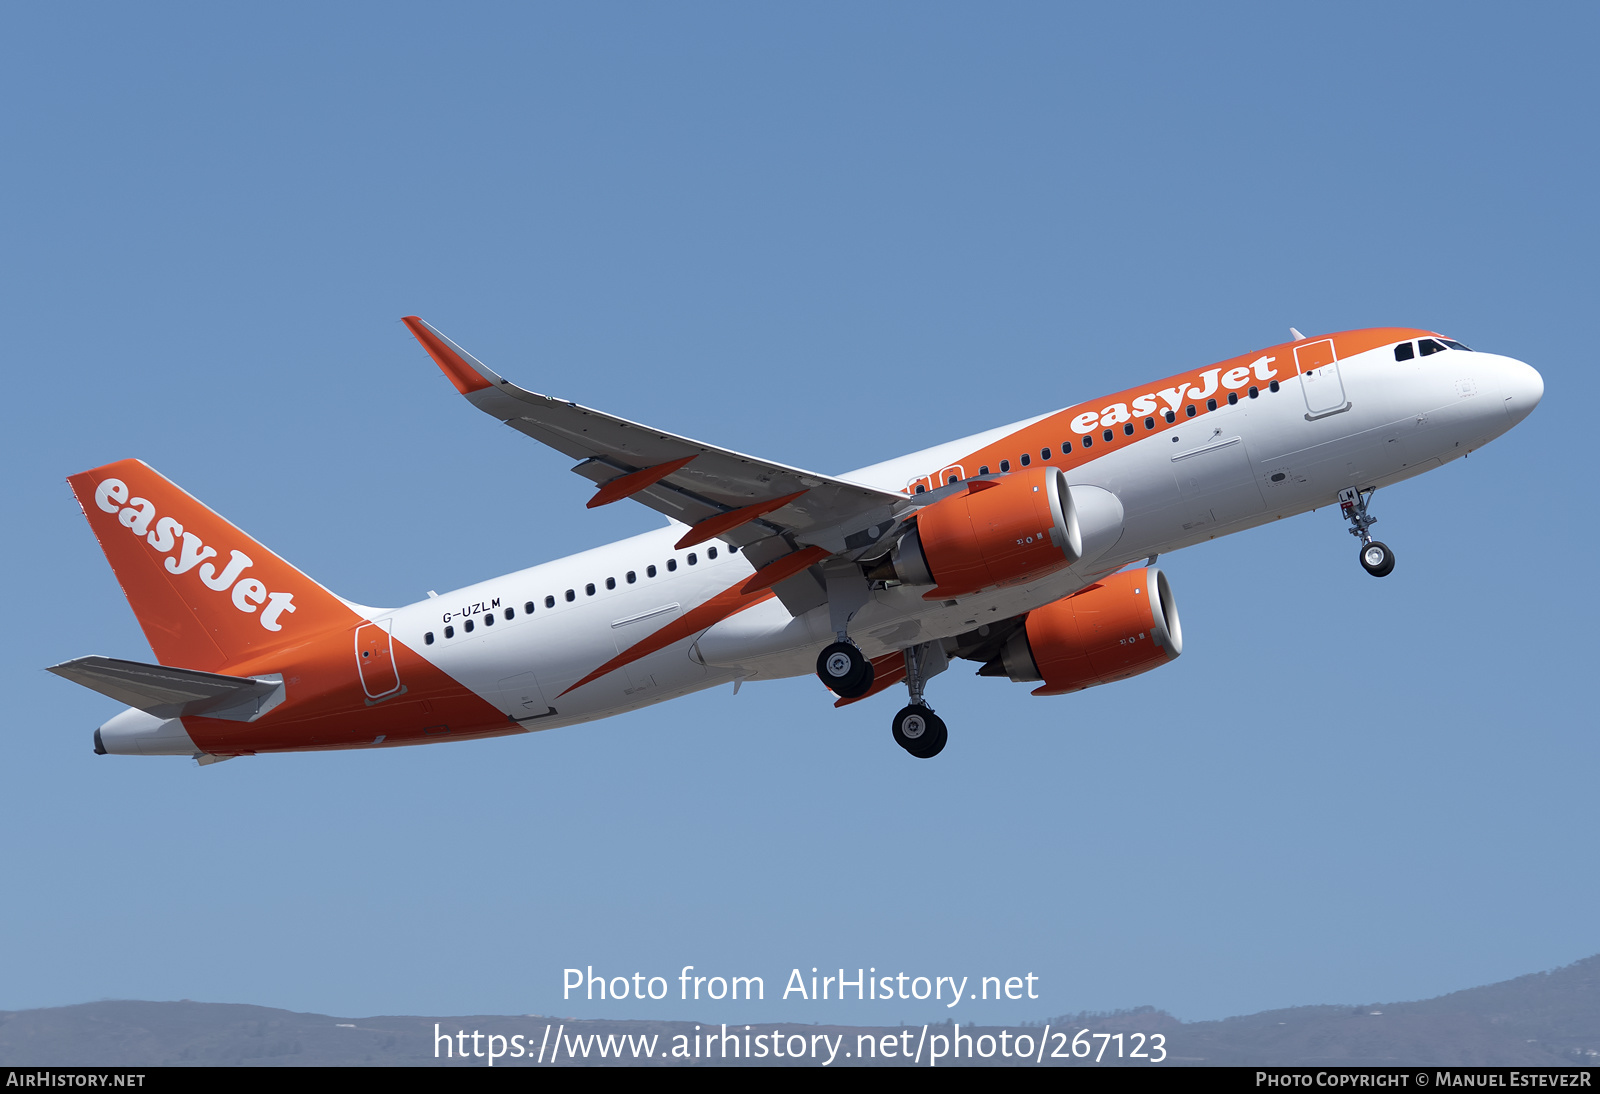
[816,641,873,699]
[816,560,875,699]
[892,641,949,759]
[1339,486,1395,578]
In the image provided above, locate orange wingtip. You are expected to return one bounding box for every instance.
[675,490,808,549]
[402,316,494,395]
[587,456,697,509]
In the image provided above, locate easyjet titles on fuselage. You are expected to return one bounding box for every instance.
[1070,356,1279,433]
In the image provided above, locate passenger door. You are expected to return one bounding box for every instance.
[1295,339,1350,418]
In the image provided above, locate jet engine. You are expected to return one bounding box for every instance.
[979,567,1182,695]
[867,467,1083,598]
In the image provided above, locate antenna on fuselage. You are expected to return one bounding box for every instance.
[1289,327,1305,341]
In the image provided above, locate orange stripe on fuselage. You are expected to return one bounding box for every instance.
[740,545,829,593]
[558,580,777,697]
[902,327,1436,496]
[180,628,517,755]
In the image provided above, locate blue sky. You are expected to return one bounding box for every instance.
[2,3,1595,1027]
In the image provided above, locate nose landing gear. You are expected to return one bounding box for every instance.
[1340,487,1396,577]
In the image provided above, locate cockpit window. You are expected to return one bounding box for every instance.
[1438,338,1472,352]
[1394,342,1415,361]
[1418,338,1446,356]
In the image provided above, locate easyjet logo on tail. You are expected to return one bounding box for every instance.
[92,478,298,632]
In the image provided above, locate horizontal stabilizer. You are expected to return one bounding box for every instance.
[49,656,286,723]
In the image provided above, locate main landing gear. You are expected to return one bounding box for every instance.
[892,641,950,759]
[815,560,876,700]
[1339,486,1396,577]
[814,638,953,758]
[816,641,873,700]
[892,704,947,759]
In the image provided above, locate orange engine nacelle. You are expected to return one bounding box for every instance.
[881,467,1083,599]
[981,567,1183,695]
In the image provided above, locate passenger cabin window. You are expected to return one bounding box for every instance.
[1207,398,1217,411]
[565,589,575,602]
[505,607,515,620]
[524,601,534,614]
[1165,410,1177,423]
[585,583,595,596]
[687,553,697,565]
[999,459,1010,472]
[1081,436,1092,449]
[1123,422,1134,436]
[605,577,616,590]
[1144,417,1155,429]
[464,619,474,633]
[1268,380,1280,392]
[545,595,555,608]
[424,632,434,645]
[1227,392,1238,405]
[626,571,636,583]
[1394,341,1416,361]
[444,625,454,639]
[1042,447,1052,460]
[979,465,990,475]
[647,565,657,578]
[1248,386,1259,399]
[1020,453,1031,467]
[915,484,926,493]
[1186,405,1196,417]
[708,547,718,559]
[1102,429,1113,442]
[667,559,677,572]
[483,613,494,626]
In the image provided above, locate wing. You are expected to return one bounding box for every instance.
[402,317,907,560]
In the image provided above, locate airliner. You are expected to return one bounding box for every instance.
[51,320,1543,761]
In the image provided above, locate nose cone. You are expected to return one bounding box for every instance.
[1502,359,1544,427]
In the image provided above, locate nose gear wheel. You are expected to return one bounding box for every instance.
[1360,540,1395,577]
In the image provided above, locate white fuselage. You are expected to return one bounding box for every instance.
[380,342,1541,732]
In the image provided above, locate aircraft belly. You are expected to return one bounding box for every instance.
[694,596,828,667]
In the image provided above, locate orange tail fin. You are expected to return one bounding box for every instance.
[67,459,362,671]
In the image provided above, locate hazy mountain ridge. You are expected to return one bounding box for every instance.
[3,956,1597,1066]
